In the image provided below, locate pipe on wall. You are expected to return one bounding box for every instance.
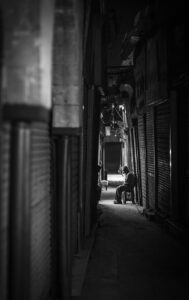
[57,136,71,300]
[8,123,31,300]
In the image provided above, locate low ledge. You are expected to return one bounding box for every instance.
[165,219,189,245]
[71,224,97,297]
[143,208,189,247]
[3,104,51,123]
[52,127,81,136]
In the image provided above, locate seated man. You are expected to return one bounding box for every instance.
[97,165,102,201]
[114,166,136,204]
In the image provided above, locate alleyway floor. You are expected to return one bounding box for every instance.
[78,187,189,300]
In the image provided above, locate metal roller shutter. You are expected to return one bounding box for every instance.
[187,87,189,216]
[71,136,80,256]
[183,85,189,224]
[0,123,11,300]
[132,125,141,204]
[176,84,189,225]
[30,123,52,300]
[155,101,170,216]
[146,109,156,209]
[138,115,147,207]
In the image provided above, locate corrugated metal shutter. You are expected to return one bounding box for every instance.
[30,123,52,300]
[184,85,189,224]
[71,136,80,256]
[146,108,156,209]
[187,87,189,213]
[177,85,189,224]
[155,101,170,216]
[138,115,147,207]
[0,123,11,300]
[132,125,141,203]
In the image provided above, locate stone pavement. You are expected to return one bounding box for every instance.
[77,187,189,300]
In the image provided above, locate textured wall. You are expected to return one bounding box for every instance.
[52,0,83,128]
[2,0,54,108]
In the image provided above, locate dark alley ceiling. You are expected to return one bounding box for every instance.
[100,0,148,131]
[106,0,148,67]
[99,0,185,136]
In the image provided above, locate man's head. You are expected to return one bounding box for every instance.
[123,166,129,174]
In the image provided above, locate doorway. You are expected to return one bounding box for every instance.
[105,142,122,174]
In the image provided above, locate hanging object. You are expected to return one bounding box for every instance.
[119,83,134,101]
[105,126,111,136]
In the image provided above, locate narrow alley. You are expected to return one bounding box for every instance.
[80,187,189,300]
[0,1,188,300]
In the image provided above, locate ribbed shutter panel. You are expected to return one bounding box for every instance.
[156,101,170,216]
[71,136,80,256]
[138,116,147,207]
[30,123,51,300]
[186,86,189,223]
[187,94,189,184]
[0,124,11,300]
[146,109,156,209]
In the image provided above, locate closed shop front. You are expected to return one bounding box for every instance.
[186,86,189,224]
[105,142,122,174]
[186,87,189,224]
[138,115,147,207]
[130,121,141,204]
[0,124,11,300]
[155,101,170,216]
[71,136,80,255]
[146,108,156,210]
[177,84,189,225]
[30,123,52,300]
